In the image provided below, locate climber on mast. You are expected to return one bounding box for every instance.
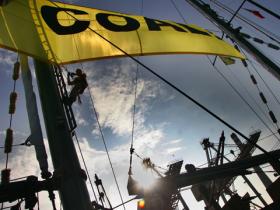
[64,68,88,105]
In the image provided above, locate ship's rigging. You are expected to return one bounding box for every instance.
[0,0,280,210]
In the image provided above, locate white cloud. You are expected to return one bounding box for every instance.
[72,59,182,207]
[75,109,89,126]
[134,127,164,153]
[75,132,166,207]
[0,148,40,177]
[0,58,180,209]
[166,147,183,154]
[163,138,182,145]
[86,59,164,137]
[0,49,17,76]
[0,50,15,66]
[0,129,28,137]
[0,140,58,210]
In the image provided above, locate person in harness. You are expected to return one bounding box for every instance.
[65,68,88,106]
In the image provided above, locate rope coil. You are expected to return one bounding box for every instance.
[246,62,280,138]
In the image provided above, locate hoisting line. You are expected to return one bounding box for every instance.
[87,86,126,210]
[47,1,280,171]
[128,0,143,177]
[128,64,139,176]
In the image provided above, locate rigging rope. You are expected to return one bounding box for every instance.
[73,132,99,202]
[228,0,247,23]
[56,63,100,202]
[57,0,103,201]
[5,58,19,169]
[173,0,280,168]
[37,192,40,210]
[128,65,139,176]
[0,142,30,148]
[87,86,126,210]
[112,196,137,210]
[206,56,280,143]
[128,0,144,178]
[46,0,280,170]
[247,59,280,107]
[48,0,125,206]
[210,0,280,44]
[170,0,187,23]
[171,0,280,165]
[227,65,273,123]
[244,62,280,137]
[1,57,20,210]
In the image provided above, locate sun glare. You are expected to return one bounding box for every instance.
[136,171,158,190]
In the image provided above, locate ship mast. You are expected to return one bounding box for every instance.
[185,0,280,81]
[33,60,92,210]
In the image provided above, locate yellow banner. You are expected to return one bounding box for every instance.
[0,0,244,64]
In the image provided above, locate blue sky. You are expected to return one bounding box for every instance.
[1,0,280,209]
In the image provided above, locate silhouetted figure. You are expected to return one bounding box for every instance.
[65,69,88,105]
